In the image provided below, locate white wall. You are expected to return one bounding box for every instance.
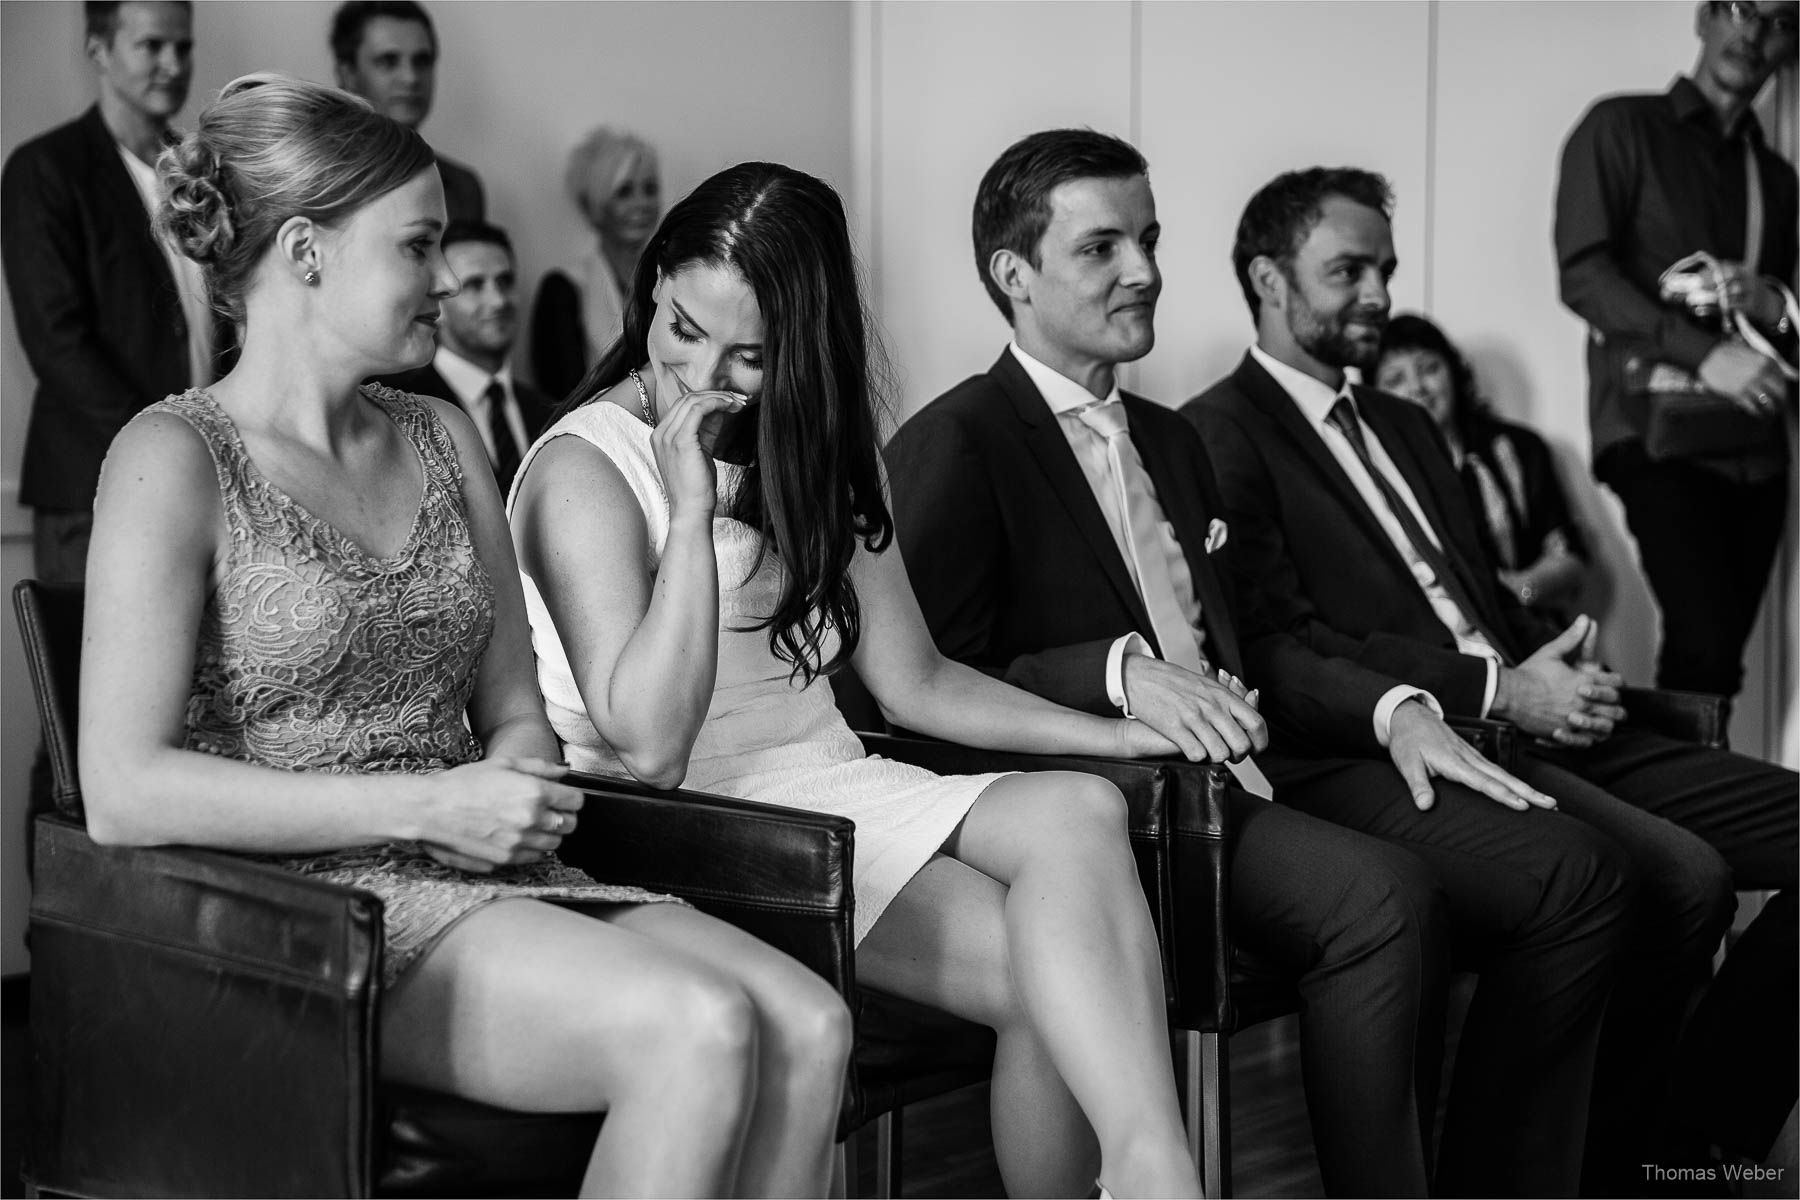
[0,0,853,975]
[852,0,1797,760]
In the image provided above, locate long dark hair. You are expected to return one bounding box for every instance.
[557,161,895,685]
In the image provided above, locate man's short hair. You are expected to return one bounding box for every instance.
[329,0,435,66]
[442,218,513,260]
[972,129,1148,322]
[1232,167,1394,323]
[85,1,192,45]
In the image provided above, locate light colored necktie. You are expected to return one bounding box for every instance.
[1074,399,1274,799]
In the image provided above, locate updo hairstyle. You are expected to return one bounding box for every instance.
[157,72,437,322]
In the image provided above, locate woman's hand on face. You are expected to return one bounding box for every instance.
[650,388,748,519]
[418,756,584,873]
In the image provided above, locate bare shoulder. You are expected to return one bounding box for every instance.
[99,408,221,508]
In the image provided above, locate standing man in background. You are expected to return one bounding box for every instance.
[2,0,213,868]
[331,0,485,223]
[2,0,208,587]
[1555,0,1798,704]
[387,220,552,491]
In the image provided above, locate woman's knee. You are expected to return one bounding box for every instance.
[642,970,761,1087]
[1041,770,1129,836]
[764,971,854,1074]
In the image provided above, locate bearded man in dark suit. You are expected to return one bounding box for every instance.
[1183,165,1797,1193]
[886,129,1631,1197]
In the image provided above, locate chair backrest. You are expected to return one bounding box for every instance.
[13,580,85,819]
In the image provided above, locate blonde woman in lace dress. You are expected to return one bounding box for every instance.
[511,162,1204,1199]
[79,75,849,1199]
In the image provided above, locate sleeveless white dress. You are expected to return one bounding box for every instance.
[512,402,1013,944]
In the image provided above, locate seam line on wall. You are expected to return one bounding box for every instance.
[1424,0,1439,315]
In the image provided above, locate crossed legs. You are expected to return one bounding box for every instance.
[856,771,1200,1199]
[381,898,852,1198]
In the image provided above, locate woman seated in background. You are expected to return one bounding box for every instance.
[533,125,661,401]
[80,75,850,1200]
[1376,312,1591,619]
[508,161,1210,1200]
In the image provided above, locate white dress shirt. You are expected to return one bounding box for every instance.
[432,345,529,465]
[118,143,213,387]
[1009,342,1206,715]
[1250,345,1499,724]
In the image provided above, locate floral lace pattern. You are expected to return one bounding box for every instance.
[160,386,492,773]
[146,387,679,988]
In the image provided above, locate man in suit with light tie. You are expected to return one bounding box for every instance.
[387,220,552,490]
[331,0,484,223]
[1183,165,1798,1193]
[886,129,1630,1197]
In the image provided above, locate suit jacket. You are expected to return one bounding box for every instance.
[886,349,1395,752]
[1184,352,1563,732]
[1,106,193,512]
[384,361,555,473]
[530,269,588,404]
[437,155,485,225]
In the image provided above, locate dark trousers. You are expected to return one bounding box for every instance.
[1515,728,1798,1194]
[1597,441,1789,698]
[1264,752,1632,1198]
[1227,792,1449,1196]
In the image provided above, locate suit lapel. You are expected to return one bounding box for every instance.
[81,108,178,297]
[1356,390,1515,647]
[989,352,1154,637]
[1233,355,1420,588]
[1130,401,1243,676]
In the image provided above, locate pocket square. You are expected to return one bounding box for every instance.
[1205,518,1229,553]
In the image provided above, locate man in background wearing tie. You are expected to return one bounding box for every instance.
[389,220,551,489]
[1185,165,1797,1193]
[886,129,1628,1197]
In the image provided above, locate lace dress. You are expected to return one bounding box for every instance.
[513,401,1013,945]
[143,386,680,989]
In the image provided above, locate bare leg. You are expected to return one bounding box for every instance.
[605,902,852,1197]
[858,854,1100,1196]
[862,771,1199,1198]
[383,898,804,1198]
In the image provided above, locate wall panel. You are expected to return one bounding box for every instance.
[868,0,1133,420]
[1135,0,1433,406]
[1430,0,1693,689]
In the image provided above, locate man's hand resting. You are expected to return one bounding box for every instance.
[1492,614,1625,747]
[1121,654,1268,764]
[1388,699,1557,812]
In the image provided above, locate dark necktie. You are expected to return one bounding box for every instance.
[485,379,521,486]
[1326,396,1509,662]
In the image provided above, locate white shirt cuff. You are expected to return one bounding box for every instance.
[1375,686,1442,746]
[1107,633,1155,717]
[1479,658,1499,718]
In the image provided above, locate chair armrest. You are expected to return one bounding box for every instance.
[557,773,862,1137]
[14,580,85,817]
[1446,716,1518,772]
[1621,686,1728,749]
[557,772,857,995]
[28,812,382,1198]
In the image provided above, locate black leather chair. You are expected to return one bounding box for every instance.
[16,580,859,1198]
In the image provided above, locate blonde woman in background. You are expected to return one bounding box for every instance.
[533,125,660,400]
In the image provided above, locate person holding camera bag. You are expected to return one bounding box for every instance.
[1555,0,1797,704]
